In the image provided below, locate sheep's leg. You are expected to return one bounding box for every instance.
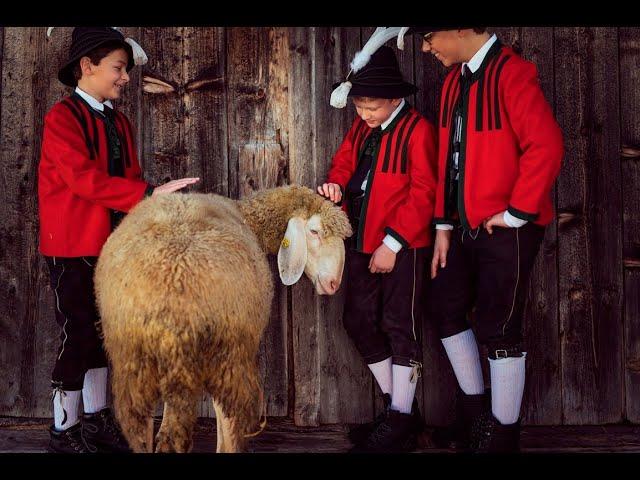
[111,362,158,453]
[155,396,197,453]
[212,400,244,453]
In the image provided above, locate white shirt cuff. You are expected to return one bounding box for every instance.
[382,235,403,253]
[503,210,528,228]
[436,224,454,231]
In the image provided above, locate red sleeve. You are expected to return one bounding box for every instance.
[384,118,438,246]
[432,142,450,225]
[42,105,149,212]
[433,72,455,226]
[326,118,360,191]
[502,60,564,221]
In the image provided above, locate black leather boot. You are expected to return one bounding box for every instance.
[82,407,131,453]
[348,393,392,446]
[469,411,521,453]
[430,389,488,450]
[350,409,417,453]
[349,394,424,447]
[48,422,97,453]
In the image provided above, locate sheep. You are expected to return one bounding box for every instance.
[94,185,352,453]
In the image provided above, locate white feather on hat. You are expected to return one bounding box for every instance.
[330,27,403,109]
[396,27,411,51]
[46,27,148,66]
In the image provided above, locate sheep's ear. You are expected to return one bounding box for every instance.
[278,217,308,285]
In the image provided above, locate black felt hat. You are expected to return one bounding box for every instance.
[58,27,134,87]
[330,45,417,105]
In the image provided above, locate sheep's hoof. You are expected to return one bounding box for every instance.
[128,438,150,453]
[154,431,174,453]
[155,431,192,453]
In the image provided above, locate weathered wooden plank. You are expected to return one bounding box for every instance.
[624,270,640,422]
[181,26,230,417]
[0,27,58,417]
[556,27,623,424]
[140,27,187,186]
[287,27,322,426]
[620,27,640,424]
[138,27,194,417]
[226,27,289,417]
[258,27,289,417]
[518,27,562,426]
[313,27,373,425]
[182,27,227,196]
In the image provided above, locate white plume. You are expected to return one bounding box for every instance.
[124,38,148,65]
[350,27,402,73]
[46,27,55,37]
[112,28,148,65]
[397,27,410,51]
[330,81,353,109]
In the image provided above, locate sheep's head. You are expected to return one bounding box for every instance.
[277,200,352,295]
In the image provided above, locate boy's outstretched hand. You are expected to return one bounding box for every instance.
[153,178,200,196]
[317,183,342,203]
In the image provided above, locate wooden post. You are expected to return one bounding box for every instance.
[620,27,640,423]
[226,27,289,417]
[518,27,562,426]
[555,27,624,424]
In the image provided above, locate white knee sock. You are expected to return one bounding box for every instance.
[489,353,527,425]
[390,364,417,414]
[82,367,108,414]
[53,389,82,430]
[368,357,393,395]
[441,329,485,395]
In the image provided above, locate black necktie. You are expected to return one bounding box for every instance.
[346,127,382,197]
[103,104,115,120]
[101,105,125,230]
[101,105,123,174]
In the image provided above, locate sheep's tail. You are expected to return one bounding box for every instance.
[243,387,267,438]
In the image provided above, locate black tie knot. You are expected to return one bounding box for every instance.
[103,105,116,121]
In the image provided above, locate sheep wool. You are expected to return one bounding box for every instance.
[95,185,351,453]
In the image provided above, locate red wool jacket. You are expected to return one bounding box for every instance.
[434,40,564,230]
[327,105,438,253]
[38,94,150,257]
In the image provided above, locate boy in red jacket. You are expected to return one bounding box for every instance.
[398,27,564,452]
[318,41,438,452]
[39,27,198,453]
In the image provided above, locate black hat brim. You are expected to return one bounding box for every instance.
[406,26,475,36]
[331,81,418,100]
[58,40,134,87]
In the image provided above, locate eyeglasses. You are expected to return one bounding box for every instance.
[422,32,434,43]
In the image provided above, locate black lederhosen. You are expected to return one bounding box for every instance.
[342,239,429,367]
[45,256,107,391]
[429,223,545,359]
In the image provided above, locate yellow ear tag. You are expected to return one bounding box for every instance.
[281,238,290,249]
